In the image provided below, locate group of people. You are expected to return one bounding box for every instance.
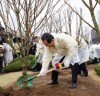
[32,32,89,89]
[0,34,44,73]
[0,36,23,73]
[0,36,14,72]
[1,32,99,89]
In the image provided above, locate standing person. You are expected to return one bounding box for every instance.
[89,44,100,63]
[13,38,21,59]
[39,32,80,89]
[76,36,89,76]
[0,41,5,72]
[3,41,13,65]
[29,42,36,55]
[32,36,44,71]
[96,43,100,62]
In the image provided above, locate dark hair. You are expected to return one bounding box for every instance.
[41,33,54,43]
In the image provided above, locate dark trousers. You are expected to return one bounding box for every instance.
[70,63,78,83]
[51,63,78,83]
[0,57,4,72]
[51,70,59,82]
[93,57,99,64]
[32,62,42,71]
[78,62,88,75]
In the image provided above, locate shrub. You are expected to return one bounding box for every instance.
[4,55,37,72]
[87,59,93,65]
[95,64,100,76]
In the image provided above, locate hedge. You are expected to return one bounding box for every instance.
[4,55,37,72]
[95,64,100,76]
[87,59,93,65]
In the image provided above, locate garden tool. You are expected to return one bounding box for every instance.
[16,68,54,87]
[16,63,67,87]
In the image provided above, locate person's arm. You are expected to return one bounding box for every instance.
[40,47,52,76]
[42,47,52,70]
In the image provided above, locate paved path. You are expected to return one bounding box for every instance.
[89,70,100,83]
[0,71,33,88]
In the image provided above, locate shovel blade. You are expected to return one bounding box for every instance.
[16,74,33,87]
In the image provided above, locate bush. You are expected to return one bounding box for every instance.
[95,64,100,76]
[87,59,93,65]
[4,55,37,72]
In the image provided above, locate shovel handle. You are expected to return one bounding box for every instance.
[36,66,67,78]
[36,68,54,77]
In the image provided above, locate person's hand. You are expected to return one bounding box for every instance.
[39,68,47,76]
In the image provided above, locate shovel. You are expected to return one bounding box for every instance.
[16,68,54,87]
[16,66,67,87]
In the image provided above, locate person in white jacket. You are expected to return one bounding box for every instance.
[39,32,80,89]
[3,40,13,66]
[32,38,44,71]
[89,44,100,63]
[35,39,44,62]
[76,36,89,76]
[97,43,100,62]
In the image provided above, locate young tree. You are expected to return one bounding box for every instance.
[0,0,60,88]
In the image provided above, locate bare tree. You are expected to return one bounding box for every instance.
[64,0,100,40]
[43,15,54,33]
[63,7,73,35]
[51,11,63,33]
[39,3,66,34]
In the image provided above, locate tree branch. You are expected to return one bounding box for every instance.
[64,0,96,31]
[81,0,90,10]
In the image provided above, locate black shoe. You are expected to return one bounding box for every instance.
[47,81,59,85]
[80,73,88,77]
[78,71,81,75]
[69,82,77,89]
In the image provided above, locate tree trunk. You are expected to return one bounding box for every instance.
[22,56,28,88]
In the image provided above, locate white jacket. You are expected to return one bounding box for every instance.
[77,38,89,64]
[3,43,13,64]
[42,33,79,71]
[89,44,100,59]
[35,39,44,57]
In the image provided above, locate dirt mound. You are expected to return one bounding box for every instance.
[0,87,14,96]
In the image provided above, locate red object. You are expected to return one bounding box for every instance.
[55,63,60,69]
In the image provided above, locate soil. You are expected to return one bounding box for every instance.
[0,64,100,96]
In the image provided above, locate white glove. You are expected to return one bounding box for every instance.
[39,68,47,76]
